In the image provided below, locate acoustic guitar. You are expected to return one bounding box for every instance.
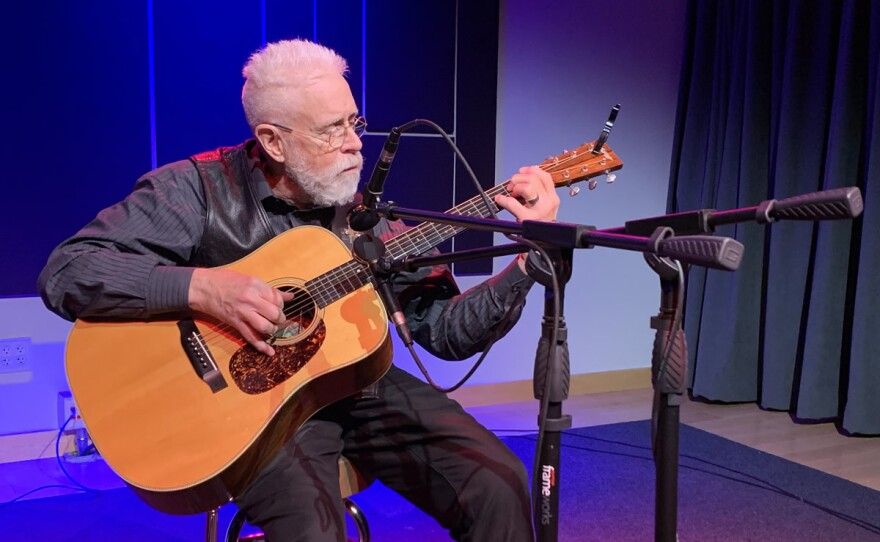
[64,141,622,514]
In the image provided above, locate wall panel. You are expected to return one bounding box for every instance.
[0,2,151,296]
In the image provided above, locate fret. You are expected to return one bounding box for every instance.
[309,184,512,307]
[386,184,509,260]
[303,137,623,307]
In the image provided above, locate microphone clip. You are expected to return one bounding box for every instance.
[347,203,382,233]
[352,233,413,347]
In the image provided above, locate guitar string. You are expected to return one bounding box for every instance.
[193,151,609,344]
[194,183,510,345]
[196,181,510,342]
[195,151,614,345]
[194,149,609,345]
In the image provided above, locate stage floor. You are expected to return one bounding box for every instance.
[2,387,879,540]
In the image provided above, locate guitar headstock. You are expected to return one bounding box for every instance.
[539,140,623,193]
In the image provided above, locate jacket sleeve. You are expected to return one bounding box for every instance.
[379,219,535,360]
[38,164,206,321]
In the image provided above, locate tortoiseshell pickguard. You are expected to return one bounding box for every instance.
[229,321,326,394]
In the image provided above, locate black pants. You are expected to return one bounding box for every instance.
[235,366,533,541]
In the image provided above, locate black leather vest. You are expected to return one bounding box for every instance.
[187,144,276,268]
[185,142,362,268]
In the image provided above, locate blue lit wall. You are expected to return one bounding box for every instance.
[0,0,497,299]
[0,0,499,434]
[0,0,687,435]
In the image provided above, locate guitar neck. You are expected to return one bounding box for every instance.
[383,183,511,259]
[305,183,511,309]
[306,137,623,308]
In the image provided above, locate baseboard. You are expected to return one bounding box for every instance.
[0,368,650,464]
[449,367,651,408]
[0,430,75,465]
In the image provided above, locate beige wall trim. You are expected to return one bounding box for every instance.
[450,367,651,408]
[0,430,75,464]
[1,368,649,464]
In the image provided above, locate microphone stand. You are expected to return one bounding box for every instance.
[363,201,744,542]
[643,249,685,542]
[524,245,573,541]
[592,185,864,542]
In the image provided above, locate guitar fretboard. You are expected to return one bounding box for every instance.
[306,184,511,308]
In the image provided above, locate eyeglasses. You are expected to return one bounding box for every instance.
[267,116,367,151]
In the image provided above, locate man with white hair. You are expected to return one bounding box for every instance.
[40,39,559,541]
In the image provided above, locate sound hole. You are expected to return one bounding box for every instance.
[228,283,325,395]
[275,286,317,342]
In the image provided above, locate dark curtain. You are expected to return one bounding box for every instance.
[668,0,880,435]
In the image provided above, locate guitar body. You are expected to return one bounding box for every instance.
[65,226,392,514]
[62,136,623,516]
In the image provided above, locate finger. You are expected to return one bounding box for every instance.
[510,170,547,193]
[268,287,296,309]
[238,325,276,357]
[243,310,279,339]
[522,166,553,188]
[254,281,280,305]
[506,178,542,205]
[257,297,288,325]
[493,194,529,218]
[535,167,554,191]
[242,293,285,326]
[515,165,553,192]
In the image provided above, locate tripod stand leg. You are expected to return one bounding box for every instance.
[654,392,680,542]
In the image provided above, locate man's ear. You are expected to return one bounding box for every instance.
[254,124,286,163]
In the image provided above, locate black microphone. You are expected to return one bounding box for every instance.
[351,234,413,347]
[348,127,402,231]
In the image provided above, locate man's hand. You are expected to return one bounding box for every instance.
[493,165,560,223]
[188,268,293,356]
[493,165,560,272]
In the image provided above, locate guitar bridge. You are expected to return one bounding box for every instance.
[178,319,227,393]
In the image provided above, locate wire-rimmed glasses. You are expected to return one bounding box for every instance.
[267,116,367,151]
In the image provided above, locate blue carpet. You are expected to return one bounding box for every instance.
[1,421,878,541]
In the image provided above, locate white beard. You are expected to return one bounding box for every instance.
[286,152,363,207]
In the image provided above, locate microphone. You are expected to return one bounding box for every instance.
[351,234,413,347]
[348,127,403,231]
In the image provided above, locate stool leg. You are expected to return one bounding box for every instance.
[206,508,219,542]
[225,508,249,542]
[343,497,369,542]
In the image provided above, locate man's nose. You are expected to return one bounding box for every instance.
[340,126,363,153]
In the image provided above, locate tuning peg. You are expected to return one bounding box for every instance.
[568,184,581,197]
[605,172,617,183]
[588,179,598,190]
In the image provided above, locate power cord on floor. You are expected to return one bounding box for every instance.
[0,413,100,507]
[55,413,100,493]
[492,429,880,536]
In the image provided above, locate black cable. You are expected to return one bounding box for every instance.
[393,119,498,219]
[0,484,87,506]
[503,237,560,541]
[389,118,562,540]
[386,118,553,395]
[651,260,685,453]
[0,413,99,507]
[55,414,100,493]
[503,432,880,535]
[560,431,880,531]
[404,286,528,393]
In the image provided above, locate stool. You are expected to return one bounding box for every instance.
[206,456,372,542]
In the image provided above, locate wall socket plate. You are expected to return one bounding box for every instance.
[0,337,31,374]
[58,390,85,431]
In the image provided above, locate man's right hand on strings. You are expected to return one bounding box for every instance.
[188,268,292,356]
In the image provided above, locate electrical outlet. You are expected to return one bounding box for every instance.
[58,390,85,431]
[0,337,31,374]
